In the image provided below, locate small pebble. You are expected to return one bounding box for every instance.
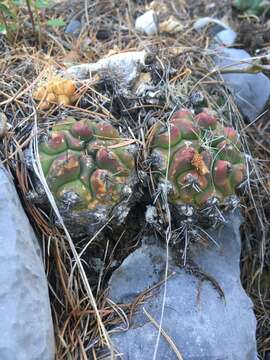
[214,28,237,46]
[65,19,81,36]
[190,91,205,106]
[96,29,111,41]
[0,112,8,138]
[135,10,158,36]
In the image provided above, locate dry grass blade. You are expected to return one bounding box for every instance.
[143,308,184,360]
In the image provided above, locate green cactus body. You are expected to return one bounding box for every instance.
[39,117,135,212]
[152,109,246,207]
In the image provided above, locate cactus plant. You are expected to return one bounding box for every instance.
[152,108,246,209]
[38,117,135,223]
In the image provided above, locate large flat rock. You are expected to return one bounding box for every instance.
[215,48,270,122]
[106,212,258,360]
[0,167,55,360]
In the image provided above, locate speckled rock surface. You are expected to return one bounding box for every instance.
[0,167,55,360]
[106,212,258,360]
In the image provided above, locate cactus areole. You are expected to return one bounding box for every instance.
[152,108,246,209]
[38,117,135,215]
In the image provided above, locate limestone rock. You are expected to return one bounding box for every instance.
[215,48,270,122]
[135,10,158,36]
[0,166,55,360]
[106,212,258,360]
[65,19,81,36]
[215,28,237,46]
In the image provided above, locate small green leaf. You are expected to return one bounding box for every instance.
[46,18,66,28]
[12,0,23,6]
[0,23,7,35]
[0,3,15,18]
[34,0,54,9]
[12,0,23,5]
[233,0,266,14]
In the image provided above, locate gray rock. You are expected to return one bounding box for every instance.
[107,212,258,359]
[215,48,270,122]
[193,17,237,46]
[214,28,237,46]
[0,167,55,360]
[135,10,158,36]
[193,17,229,33]
[65,19,81,36]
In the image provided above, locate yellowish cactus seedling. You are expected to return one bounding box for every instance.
[34,77,78,110]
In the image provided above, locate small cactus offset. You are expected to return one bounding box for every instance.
[39,117,135,219]
[34,78,79,110]
[152,108,246,210]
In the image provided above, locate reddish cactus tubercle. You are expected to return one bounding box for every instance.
[152,108,246,207]
[39,117,135,212]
